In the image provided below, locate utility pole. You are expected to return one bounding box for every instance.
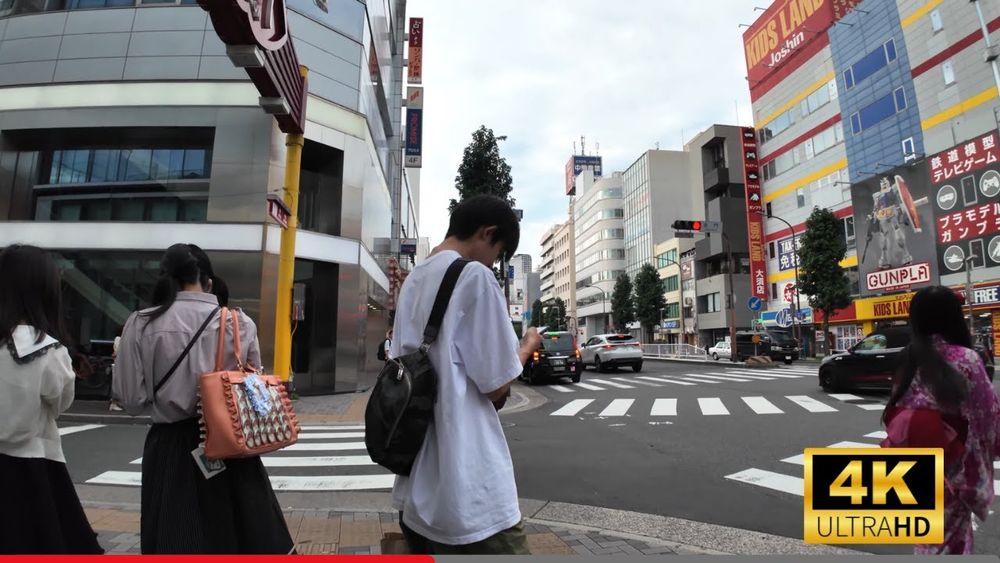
[966,255,977,334]
[972,0,1000,97]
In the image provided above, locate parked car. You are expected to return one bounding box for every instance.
[580,333,643,372]
[733,329,800,364]
[708,341,731,361]
[818,326,995,392]
[521,331,582,385]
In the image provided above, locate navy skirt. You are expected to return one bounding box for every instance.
[140,418,294,554]
[0,453,103,554]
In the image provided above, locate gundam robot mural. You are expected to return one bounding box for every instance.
[862,174,928,270]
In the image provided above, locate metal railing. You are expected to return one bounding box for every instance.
[641,343,707,360]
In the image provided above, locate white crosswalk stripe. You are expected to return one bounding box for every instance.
[698,398,729,415]
[780,441,879,465]
[674,376,720,384]
[827,394,885,411]
[689,373,756,382]
[638,376,696,386]
[742,396,783,414]
[724,369,804,379]
[587,378,636,389]
[549,385,575,393]
[614,377,662,387]
[650,399,677,416]
[572,382,606,391]
[598,399,635,417]
[785,395,838,412]
[701,372,775,381]
[551,399,594,416]
[58,424,105,436]
[865,431,887,439]
[87,425,394,491]
[725,468,804,496]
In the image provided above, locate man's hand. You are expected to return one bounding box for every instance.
[518,327,542,366]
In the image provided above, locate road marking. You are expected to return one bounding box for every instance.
[130,455,378,467]
[828,394,865,401]
[698,398,730,415]
[786,395,837,413]
[549,385,574,393]
[856,403,886,411]
[587,378,636,389]
[284,442,369,451]
[58,424,105,436]
[86,471,394,491]
[87,471,142,486]
[297,432,365,439]
[638,376,696,386]
[724,369,803,379]
[688,373,755,382]
[742,396,783,414]
[781,441,880,465]
[598,399,635,417]
[725,468,803,496]
[827,394,885,411]
[676,376,720,384]
[866,431,887,439]
[701,372,775,381]
[995,461,999,469]
[650,398,677,416]
[300,425,365,431]
[614,377,661,387]
[572,382,605,391]
[551,399,594,416]
[776,367,817,374]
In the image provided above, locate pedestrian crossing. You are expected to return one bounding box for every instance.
[86,425,395,492]
[58,424,105,436]
[547,393,886,419]
[540,366,817,394]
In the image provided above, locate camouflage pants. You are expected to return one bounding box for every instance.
[398,512,530,555]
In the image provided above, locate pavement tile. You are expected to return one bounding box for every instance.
[571,544,595,556]
[598,540,628,548]
[627,539,650,548]
[380,521,402,535]
[642,546,677,555]
[578,537,600,549]
[593,546,625,555]
[339,520,383,547]
[620,544,644,555]
[294,516,341,545]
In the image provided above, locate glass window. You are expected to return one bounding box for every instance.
[858,92,900,131]
[851,43,891,85]
[893,87,907,111]
[943,60,956,85]
[796,188,806,208]
[664,302,680,319]
[844,68,855,90]
[124,149,151,181]
[884,39,897,63]
[112,199,145,221]
[855,334,887,351]
[851,113,862,135]
[902,137,915,157]
[663,275,679,292]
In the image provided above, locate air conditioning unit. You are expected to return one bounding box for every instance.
[684,297,694,306]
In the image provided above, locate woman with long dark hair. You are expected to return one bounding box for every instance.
[112,244,293,554]
[0,245,103,554]
[882,285,1000,554]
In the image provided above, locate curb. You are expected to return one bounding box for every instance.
[61,412,150,425]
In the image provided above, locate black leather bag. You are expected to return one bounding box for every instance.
[365,258,470,476]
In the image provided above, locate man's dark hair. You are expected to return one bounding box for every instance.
[446,195,520,261]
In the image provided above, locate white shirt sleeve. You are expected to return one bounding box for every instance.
[454,277,522,395]
[41,347,76,415]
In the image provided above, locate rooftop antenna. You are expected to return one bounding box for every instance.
[655,141,660,150]
[573,140,577,155]
[595,141,600,156]
[580,135,586,156]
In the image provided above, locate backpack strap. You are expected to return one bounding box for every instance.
[154,305,221,395]
[420,258,471,352]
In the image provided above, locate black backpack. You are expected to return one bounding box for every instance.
[376,338,388,362]
[365,258,470,476]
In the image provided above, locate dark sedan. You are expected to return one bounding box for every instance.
[520,331,582,385]
[819,326,995,392]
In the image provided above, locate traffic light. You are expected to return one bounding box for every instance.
[671,219,721,233]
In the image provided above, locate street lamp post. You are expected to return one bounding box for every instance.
[580,283,609,334]
[754,210,803,349]
[719,232,738,352]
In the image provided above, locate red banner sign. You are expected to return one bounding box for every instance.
[408,17,423,84]
[929,131,1000,184]
[741,127,768,300]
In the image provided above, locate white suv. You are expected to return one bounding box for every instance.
[580,334,643,372]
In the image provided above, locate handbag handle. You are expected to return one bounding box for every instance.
[213,307,253,373]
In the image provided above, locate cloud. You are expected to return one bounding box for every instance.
[407,0,756,266]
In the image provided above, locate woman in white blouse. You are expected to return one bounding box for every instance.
[0,245,102,554]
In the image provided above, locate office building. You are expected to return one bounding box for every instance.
[574,170,624,340]
[0,0,415,393]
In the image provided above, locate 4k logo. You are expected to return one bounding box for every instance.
[803,449,943,544]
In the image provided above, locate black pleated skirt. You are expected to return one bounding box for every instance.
[140,418,294,554]
[0,453,103,554]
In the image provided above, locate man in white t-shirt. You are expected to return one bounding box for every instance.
[389,195,541,554]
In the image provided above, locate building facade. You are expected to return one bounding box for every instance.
[574,170,624,341]
[622,150,695,279]
[0,0,415,394]
[744,0,1000,353]
[653,237,694,344]
[508,253,533,322]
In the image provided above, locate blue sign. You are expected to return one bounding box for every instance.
[404,108,423,167]
[660,319,680,329]
[523,310,531,322]
[747,296,763,311]
[508,265,515,279]
[774,308,792,328]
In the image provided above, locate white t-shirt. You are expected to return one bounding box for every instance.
[389,250,523,545]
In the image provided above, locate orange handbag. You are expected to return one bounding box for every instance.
[197,307,300,460]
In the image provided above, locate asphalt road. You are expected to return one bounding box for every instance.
[57,359,1000,554]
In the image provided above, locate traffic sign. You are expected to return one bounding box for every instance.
[747,296,763,311]
[775,308,792,328]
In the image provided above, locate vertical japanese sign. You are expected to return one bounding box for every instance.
[405,86,423,168]
[929,131,1000,275]
[407,17,423,84]
[741,127,768,300]
[851,163,936,296]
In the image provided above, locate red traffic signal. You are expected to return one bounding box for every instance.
[672,220,702,231]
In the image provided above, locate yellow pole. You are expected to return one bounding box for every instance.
[273,65,308,381]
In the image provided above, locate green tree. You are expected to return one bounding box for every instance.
[634,263,667,343]
[798,207,851,353]
[450,125,515,212]
[610,273,634,333]
[530,299,544,328]
[544,298,567,330]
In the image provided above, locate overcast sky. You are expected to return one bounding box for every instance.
[406,1,759,266]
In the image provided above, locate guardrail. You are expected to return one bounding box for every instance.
[641,344,708,360]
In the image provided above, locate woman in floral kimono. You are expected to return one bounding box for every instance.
[882,286,999,554]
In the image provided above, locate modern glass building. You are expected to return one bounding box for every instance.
[0,0,417,394]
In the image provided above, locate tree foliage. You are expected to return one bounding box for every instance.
[530,299,544,328]
[543,298,567,330]
[634,263,667,343]
[611,273,635,333]
[450,125,515,212]
[798,207,852,349]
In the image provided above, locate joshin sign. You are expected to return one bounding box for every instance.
[851,162,937,296]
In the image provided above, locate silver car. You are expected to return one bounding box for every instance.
[580,334,643,373]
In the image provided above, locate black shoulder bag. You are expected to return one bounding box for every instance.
[365,258,470,476]
[152,306,220,396]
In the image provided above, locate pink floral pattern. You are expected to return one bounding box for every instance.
[893,337,999,554]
